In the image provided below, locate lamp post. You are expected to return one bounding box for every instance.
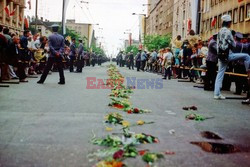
[124,31,132,47]
[132,13,146,49]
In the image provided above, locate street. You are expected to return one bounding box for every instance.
[0,63,250,167]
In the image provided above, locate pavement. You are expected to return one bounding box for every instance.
[0,63,250,167]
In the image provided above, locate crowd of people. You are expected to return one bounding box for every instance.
[0,24,106,84]
[116,14,250,104]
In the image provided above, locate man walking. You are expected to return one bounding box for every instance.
[37,24,65,85]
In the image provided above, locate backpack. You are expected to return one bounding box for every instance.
[218,46,229,62]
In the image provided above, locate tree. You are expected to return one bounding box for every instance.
[143,34,172,51]
[125,45,139,55]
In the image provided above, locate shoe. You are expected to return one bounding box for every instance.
[234,92,241,95]
[11,77,19,80]
[162,77,167,80]
[37,80,44,84]
[58,82,65,85]
[242,99,250,105]
[20,79,28,82]
[214,95,226,100]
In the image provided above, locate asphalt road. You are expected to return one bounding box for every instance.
[0,63,249,167]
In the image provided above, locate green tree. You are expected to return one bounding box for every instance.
[125,45,139,55]
[143,34,172,51]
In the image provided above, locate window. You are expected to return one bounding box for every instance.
[210,18,212,30]
[219,0,223,2]
[239,6,245,22]
[233,8,238,24]
[215,0,218,5]
[246,3,250,19]
[228,10,232,19]
[211,0,214,7]
[207,19,209,31]
[218,14,222,28]
[214,16,217,29]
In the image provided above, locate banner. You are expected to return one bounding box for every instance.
[62,0,70,35]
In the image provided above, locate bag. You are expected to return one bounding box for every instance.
[218,47,229,62]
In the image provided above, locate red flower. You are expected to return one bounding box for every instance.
[113,104,124,109]
[113,150,124,159]
[127,110,132,114]
[138,150,148,156]
[133,108,139,113]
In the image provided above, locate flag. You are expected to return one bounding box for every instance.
[27,0,31,10]
[238,0,244,2]
[62,0,70,35]
[211,17,217,27]
[24,17,29,29]
[4,6,10,17]
[10,8,16,16]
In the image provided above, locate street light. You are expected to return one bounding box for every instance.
[132,13,146,45]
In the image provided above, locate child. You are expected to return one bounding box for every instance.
[162,48,174,80]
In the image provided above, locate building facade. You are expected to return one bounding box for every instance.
[146,0,174,36]
[0,0,25,33]
[66,19,90,40]
[200,0,250,40]
[172,0,192,39]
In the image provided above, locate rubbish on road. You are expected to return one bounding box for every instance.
[200,131,223,140]
[105,112,124,125]
[138,149,149,156]
[105,127,113,132]
[94,159,125,167]
[165,110,176,115]
[142,152,164,164]
[185,113,205,121]
[190,141,240,154]
[108,97,131,110]
[165,150,175,155]
[92,135,123,147]
[169,129,175,135]
[135,133,159,144]
[183,106,198,111]
[125,107,152,114]
[121,121,130,127]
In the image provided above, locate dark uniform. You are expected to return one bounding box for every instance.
[76,39,84,72]
[37,24,65,84]
[69,38,76,72]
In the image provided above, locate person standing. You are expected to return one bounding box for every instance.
[135,50,141,71]
[128,52,134,70]
[37,24,65,85]
[140,50,147,71]
[162,48,174,80]
[204,33,218,91]
[76,39,84,73]
[214,15,250,99]
[69,38,76,72]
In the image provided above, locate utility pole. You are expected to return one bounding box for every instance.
[62,0,65,35]
[35,0,38,32]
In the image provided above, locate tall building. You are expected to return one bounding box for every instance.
[146,0,174,36]
[200,0,250,40]
[66,19,95,47]
[172,0,192,39]
[0,0,25,33]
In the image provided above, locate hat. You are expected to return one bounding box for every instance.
[213,33,218,38]
[221,15,232,22]
[51,24,59,28]
[235,32,243,39]
[78,38,83,41]
[72,37,76,40]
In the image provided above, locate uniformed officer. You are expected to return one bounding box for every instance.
[37,24,65,85]
[76,38,84,73]
[69,37,76,72]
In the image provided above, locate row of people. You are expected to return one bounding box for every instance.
[0,24,106,84]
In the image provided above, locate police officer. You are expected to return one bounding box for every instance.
[76,38,84,73]
[69,37,76,72]
[37,24,65,85]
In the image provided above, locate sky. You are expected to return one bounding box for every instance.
[25,0,148,57]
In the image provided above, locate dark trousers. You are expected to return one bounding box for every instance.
[39,57,65,83]
[136,61,141,71]
[76,58,84,72]
[234,64,248,94]
[91,59,96,67]
[128,60,134,70]
[164,67,171,79]
[69,56,76,72]
[17,62,27,80]
[141,60,146,71]
[204,61,217,90]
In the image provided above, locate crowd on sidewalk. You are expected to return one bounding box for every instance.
[116,15,250,104]
[0,24,106,83]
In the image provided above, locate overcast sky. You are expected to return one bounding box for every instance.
[25,0,147,56]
